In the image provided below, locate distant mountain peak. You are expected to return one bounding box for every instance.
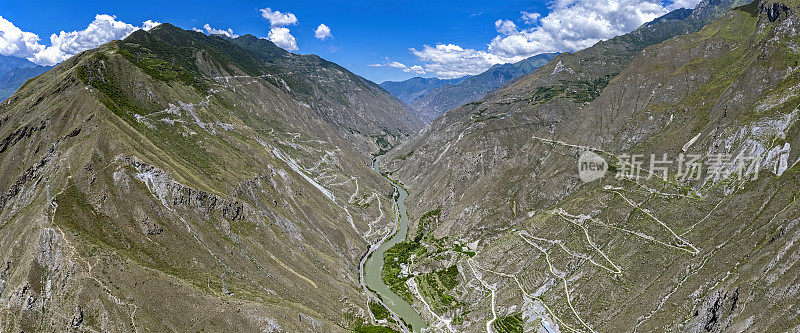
[0,54,37,77]
[0,55,48,101]
[401,52,558,123]
[379,76,469,107]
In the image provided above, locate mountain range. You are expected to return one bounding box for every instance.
[380,0,799,331]
[0,55,52,101]
[381,53,557,123]
[380,76,470,107]
[0,23,416,331]
[2,0,800,332]
[0,55,36,76]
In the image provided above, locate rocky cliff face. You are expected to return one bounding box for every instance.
[380,0,800,331]
[0,25,405,331]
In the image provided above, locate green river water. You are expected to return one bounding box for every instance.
[363,164,426,332]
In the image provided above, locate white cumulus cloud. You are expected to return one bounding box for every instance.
[34,14,141,65]
[406,65,426,75]
[0,14,159,66]
[202,24,239,38]
[412,0,701,78]
[315,24,331,40]
[259,7,299,51]
[495,19,517,35]
[0,16,45,59]
[387,61,406,69]
[666,0,703,10]
[369,60,426,75]
[268,27,298,51]
[142,20,161,31]
[521,11,541,25]
[411,44,502,78]
[259,8,298,27]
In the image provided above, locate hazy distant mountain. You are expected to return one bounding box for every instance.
[0,55,43,100]
[379,76,469,105]
[0,65,52,100]
[0,54,36,77]
[407,52,557,122]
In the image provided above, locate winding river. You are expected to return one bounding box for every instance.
[363,162,426,332]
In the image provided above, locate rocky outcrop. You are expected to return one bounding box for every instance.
[762,1,792,21]
[685,288,740,333]
[126,157,245,221]
[0,119,47,154]
[0,144,54,210]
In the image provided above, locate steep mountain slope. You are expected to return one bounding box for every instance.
[123,27,421,160]
[379,0,800,331]
[409,53,557,123]
[379,76,469,106]
[475,0,750,115]
[0,65,53,101]
[383,0,750,195]
[227,34,423,158]
[0,24,407,332]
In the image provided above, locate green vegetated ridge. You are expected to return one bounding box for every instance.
[492,313,524,333]
[415,265,460,313]
[381,206,469,319]
[532,73,616,104]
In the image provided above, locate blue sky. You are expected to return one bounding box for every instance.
[0,0,699,83]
